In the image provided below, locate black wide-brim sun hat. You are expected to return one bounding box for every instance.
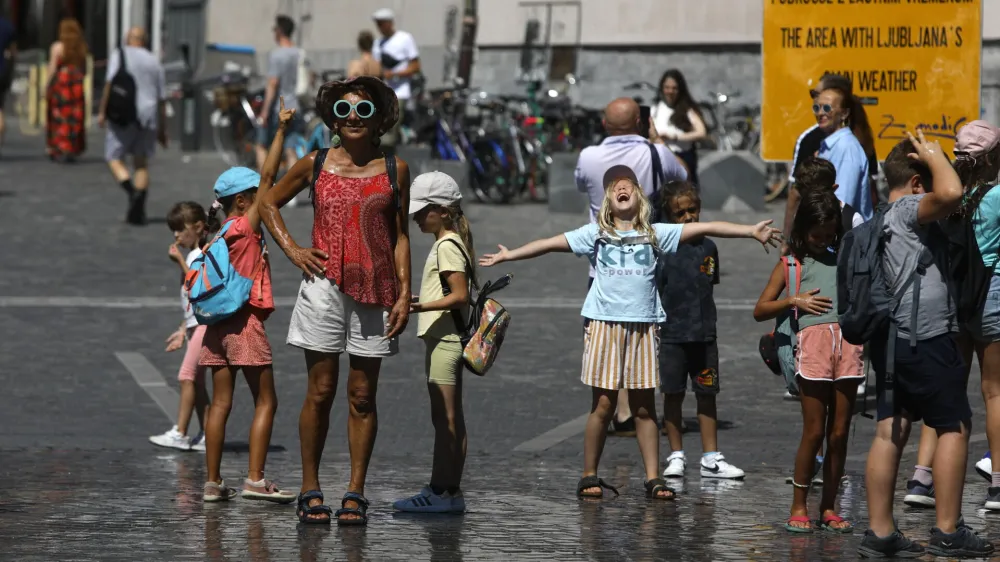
[316,76,399,137]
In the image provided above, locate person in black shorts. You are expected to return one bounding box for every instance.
[857,134,993,559]
[657,181,744,481]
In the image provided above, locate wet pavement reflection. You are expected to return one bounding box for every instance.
[7,449,1000,560]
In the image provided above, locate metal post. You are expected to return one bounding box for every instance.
[121,0,132,33]
[456,0,477,86]
[108,0,119,53]
[152,0,164,57]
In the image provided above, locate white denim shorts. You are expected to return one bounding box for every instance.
[287,276,398,357]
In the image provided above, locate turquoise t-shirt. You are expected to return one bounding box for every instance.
[564,223,683,322]
[974,187,1000,269]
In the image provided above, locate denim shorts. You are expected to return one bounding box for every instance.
[968,274,1000,343]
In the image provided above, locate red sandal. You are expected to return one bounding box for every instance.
[820,513,854,534]
[784,515,814,533]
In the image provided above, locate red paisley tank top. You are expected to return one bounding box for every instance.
[312,170,398,307]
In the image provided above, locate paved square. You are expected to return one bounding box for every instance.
[2,130,999,560]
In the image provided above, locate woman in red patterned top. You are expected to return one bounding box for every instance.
[260,76,411,526]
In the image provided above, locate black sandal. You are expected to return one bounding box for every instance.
[296,490,333,524]
[645,478,676,500]
[335,492,369,526]
[576,476,619,498]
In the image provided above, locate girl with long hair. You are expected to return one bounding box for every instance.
[754,189,863,533]
[480,164,780,501]
[650,69,707,186]
[46,18,88,161]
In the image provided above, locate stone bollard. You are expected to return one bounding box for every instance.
[547,152,588,214]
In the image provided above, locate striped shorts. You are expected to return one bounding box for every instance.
[581,320,659,390]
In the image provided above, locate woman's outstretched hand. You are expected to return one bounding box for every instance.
[479,244,510,267]
[751,220,783,253]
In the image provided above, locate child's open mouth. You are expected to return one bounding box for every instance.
[616,193,629,203]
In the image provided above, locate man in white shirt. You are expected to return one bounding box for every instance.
[372,8,420,147]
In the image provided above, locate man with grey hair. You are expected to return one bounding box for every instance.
[99,27,167,225]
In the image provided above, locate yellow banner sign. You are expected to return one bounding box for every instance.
[762,0,982,162]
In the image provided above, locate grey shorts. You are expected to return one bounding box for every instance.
[286,276,398,357]
[968,275,1000,343]
[105,124,156,162]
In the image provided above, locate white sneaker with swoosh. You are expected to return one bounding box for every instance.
[700,453,745,479]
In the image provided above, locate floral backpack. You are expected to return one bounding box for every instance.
[438,239,513,376]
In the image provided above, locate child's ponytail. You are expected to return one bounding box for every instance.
[446,203,479,290]
[206,199,226,235]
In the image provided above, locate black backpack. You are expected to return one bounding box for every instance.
[106,45,137,127]
[942,195,996,330]
[837,202,938,409]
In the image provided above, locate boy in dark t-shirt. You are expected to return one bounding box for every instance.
[657,181,744,480]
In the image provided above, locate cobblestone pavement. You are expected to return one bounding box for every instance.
[2,129,1000,560]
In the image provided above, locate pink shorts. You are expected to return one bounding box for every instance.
[200,307,273,367]
[178,325,207,382]
[795,323,864,382]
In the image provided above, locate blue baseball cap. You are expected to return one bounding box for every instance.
[213,167,261,199]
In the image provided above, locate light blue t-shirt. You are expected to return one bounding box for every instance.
[564,223,683,323]
[973,186,1000,269]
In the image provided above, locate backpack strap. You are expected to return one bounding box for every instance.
[783,255,802,330]
[384,152,401,209]
[309,148,329,202]
[437,237,473,334]
[647,143,665,194]
[118,44,128,72]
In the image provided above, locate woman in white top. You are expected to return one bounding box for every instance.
[650,69,708,186]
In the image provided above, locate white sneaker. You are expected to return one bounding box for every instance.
[149,426,191,451]
[783,390,800,401]
[190,431,206,452]
[857,379,867,396]
[976,453,992,482]
[663,452,687,478]
[392,487,465,513]
[700,453,745,480]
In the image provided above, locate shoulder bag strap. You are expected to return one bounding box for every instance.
[647,142,665,193]
[437,238,472,333]
[383,152,401,209]
[118,44,127,72]
[309,148,329,201]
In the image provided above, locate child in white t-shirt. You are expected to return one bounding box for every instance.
[148,202,212,452]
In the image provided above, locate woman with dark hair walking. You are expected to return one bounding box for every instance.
[260,76,412,526]
[650,69,707,186]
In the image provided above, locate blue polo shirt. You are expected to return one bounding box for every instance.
[818,127,872,221]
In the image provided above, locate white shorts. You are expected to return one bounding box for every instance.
[287,276,398,357]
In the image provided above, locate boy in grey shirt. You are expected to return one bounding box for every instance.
[858,133,992,559]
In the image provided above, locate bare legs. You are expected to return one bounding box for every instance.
[297,351,382,522]
[428,381,467,490]
[204,365,277,484]
[176,376,210,437]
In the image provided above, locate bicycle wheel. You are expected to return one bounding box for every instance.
[469,138,516,203]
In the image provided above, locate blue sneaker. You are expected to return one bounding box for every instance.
[976,451,992,482]
[903,479,935,508]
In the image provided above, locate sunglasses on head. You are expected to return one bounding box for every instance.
[333,100,377,119]
[813,103,833,114]
[809,89,819,99]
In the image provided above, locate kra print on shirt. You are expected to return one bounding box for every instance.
[598,244,656,277]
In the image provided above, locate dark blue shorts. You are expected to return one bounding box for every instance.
[871,333,970,430]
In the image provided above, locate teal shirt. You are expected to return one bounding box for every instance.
[973,187,1000,269]
[795,252,839,331]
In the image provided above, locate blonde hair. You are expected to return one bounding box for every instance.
[442,202,479,290]
[597,177,657,245]
[58,18,89,68]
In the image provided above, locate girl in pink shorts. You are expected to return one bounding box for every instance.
[197,100,297,504]
[149,202,212,452]
[754,189,863,534]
